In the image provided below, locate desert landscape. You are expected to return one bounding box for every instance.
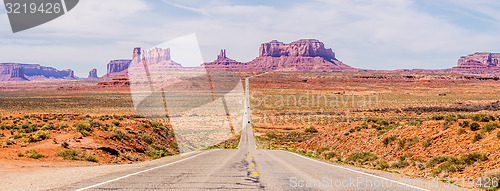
[1,39,499,190]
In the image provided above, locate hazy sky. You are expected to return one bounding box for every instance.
[1,0,500,77]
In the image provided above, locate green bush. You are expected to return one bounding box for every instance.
[324,152,338,160]
[473,133,482,142]
[146,144,172,159]
[315,147,329,155]
[58,149,81,160]
[459,121,470,128]
[482,123,499,133]
[112,121,120,126]
[431,158,465,176]
[29,130,49,142]
[460,152,488,165]
[391,160,410,169]
[13,133,26,139]
[305,127,318,133]
[377,161,389,170]
[346,152,378,164]
[4,138,15,145]
[497,130,500,139]
[457,128,466,135]
[470,122,481,131]
[382,135,397,146]
[84,152,98,163]
[427,155,455,168]
[112,129,129,140]
[137,134,155,144]
[25,150,44,159]
[431,115,444,120]
[74,122,92,132]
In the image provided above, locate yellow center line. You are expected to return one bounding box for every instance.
[250,158,253,160]
[251,163,255,166]
[252,172,259,176]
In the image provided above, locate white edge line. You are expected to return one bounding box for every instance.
[75,150,213,191]
[60,0,68,13]
[288,152,430,191]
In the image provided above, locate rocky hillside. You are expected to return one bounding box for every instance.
[0,63,74,81]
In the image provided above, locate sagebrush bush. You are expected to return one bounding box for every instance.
[382,135,397,146]
[324,151,338,160]
[305,127,318,133]
[482,122,499,133]
[377,161,389,170]
[473,133,482,142]
[112,129,129,140]
[137,134,155,144]
[58,149,81,160]
[146,144,172,159]
[470,122,481,131]
[26,150,44,159]
[84,152,98,163]
[123,152,142,161]
[29,130,48,142]
[459,120,470,128]
[391,160,410,169]
[345,152,378,164]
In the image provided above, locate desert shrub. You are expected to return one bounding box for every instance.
[112,129,129,140]
[17,153,24,157]
[470,122,481,131]
[61,141,69,148]
[471,114,495,122]
[432,158,465,176]
[377,161,389,170]
[482,122,499,133]
[24,125,38,133]
[123,152,142,161]
[346,152,378,164]
[324,151,338,160]
[25,150,44,159]
[367,118,379,123]
[427,155,456,168]
[137,134,155,144]
[4,138,15,145]
[378,120,389,126]
[58,149,81,160]
[29,130,49,142]
[170,142,179,150]
[90,120,103,128]
[74,122,92,132]
[404,137,419,150]
[460,152,488,165]
[392,160,410,169]
[382,135,397,146]
[397,139,407,150]
[42,123,56,130]
[444,113,457,123]
[316,147,329,155]
[497,131,500,139]
[146,144,172,159]
[431,115,444,120]
[459,121,470,128]
[473,133,483,142]
[305,127,318,133]
[84,152,98,163]
[457,128,466,135]
[112,121,121,127]
[13,133,26,139]
[349,128,356,133]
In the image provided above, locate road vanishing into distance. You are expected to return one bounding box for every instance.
[53,76,472,191]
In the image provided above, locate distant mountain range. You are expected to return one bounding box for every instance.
[1,39,500,81]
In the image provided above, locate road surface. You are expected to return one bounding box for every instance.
[53,76,472,191]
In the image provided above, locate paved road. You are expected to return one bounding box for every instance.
[56,76,472,191]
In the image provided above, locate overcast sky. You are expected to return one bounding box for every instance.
[1,0,500,77]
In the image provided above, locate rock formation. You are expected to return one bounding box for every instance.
[204,49,246,71]
[454,52,500,69]
[0,63,74,81]
[205,39,355,72]
[101,60,131,79]
[88,68,98,79]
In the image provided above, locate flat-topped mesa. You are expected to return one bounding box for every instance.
[144,47,171,64]
[259,39,336,60]
[454,52,500,70]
